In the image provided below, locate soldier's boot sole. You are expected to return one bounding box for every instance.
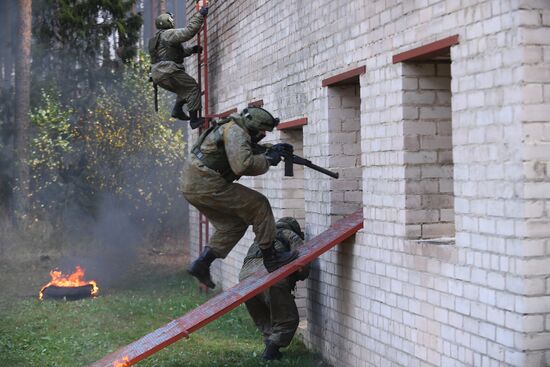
[171,111,190,121]
[189,117,205,129]
[261,343,282,361]
[187,260,216,289]
[171,99,189,120]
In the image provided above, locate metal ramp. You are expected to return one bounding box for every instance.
[89,209,363,367]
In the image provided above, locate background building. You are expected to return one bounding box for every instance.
[183,1,550,366]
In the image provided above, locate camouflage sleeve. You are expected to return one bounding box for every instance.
[224,123,270,176]
[163,13,204,44]
[284,229,310,281]
[239,258,263,282]
[284,230,304,252]
[182,46,195,57]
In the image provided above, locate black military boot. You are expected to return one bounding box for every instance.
[261,245,298,273]
[189,110,205,129]
[171,100,190,120]
[186,247,217,289]
[261,342,282,361]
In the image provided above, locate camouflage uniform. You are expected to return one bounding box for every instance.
[182,113,274,257]
[149,12,204,116]
[184,108,298,289]
[239,219,310,354]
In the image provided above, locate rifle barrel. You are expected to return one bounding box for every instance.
[292,155,339,179]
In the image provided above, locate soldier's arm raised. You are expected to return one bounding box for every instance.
[163,13,204,44]
[224,124,270,177]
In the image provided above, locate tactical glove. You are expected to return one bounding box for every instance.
[200,6,209,16]
[265,149,283,166]
[191,45,203,54]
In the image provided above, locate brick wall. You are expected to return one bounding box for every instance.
[183,0,550,366]
[519,2,550,363]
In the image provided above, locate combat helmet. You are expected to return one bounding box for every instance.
[276,217,304,240]
[241,107,280,132]
[156,13,175,29]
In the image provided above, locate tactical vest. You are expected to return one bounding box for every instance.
[148,30,185,64]
[191,117,249,183]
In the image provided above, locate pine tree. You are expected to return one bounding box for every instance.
[14,0,33,218]
[33,0,142,105]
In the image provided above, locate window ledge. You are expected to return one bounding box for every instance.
[277,117,308,130]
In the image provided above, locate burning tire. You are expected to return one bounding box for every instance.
[39,266,99,300]
[41,284,96,301]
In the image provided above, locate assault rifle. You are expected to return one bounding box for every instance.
[254,143,339,179]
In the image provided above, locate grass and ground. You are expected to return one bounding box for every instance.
[0,238,327,367]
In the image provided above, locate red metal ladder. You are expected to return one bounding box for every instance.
[196,0,210,292]
[89,209,363,367]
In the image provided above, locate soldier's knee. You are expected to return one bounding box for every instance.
[288,316,299,329]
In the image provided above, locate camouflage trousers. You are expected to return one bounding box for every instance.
[183,183,276,258]
[245,280,299,348]
[157,69,201,112]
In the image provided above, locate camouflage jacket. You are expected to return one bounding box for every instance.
[181,114,270,194]
[238,228,310,286]
[149,13,204,82]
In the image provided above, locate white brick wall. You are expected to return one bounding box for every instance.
[184,0,550,366]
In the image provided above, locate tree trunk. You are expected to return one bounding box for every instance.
[14,0,32,218]
[159,0,166,15]
[1,1,14,87]
[0,2,5,84]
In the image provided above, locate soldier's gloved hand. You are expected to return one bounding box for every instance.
[200,6,209,16]
[191,45,203,54]
[265,149,283,166]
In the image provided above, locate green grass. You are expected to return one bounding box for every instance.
[0,271,323,367]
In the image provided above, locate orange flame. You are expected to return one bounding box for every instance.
[113,356,130,367]
[39,266,99,300]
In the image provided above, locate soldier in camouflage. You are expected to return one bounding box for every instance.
[148,6,208,129]
[239,217,310,361]
[183,107,298,288]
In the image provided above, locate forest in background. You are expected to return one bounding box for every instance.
[0,0,188,262]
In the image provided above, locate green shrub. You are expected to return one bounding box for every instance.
[29,56,186,238]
